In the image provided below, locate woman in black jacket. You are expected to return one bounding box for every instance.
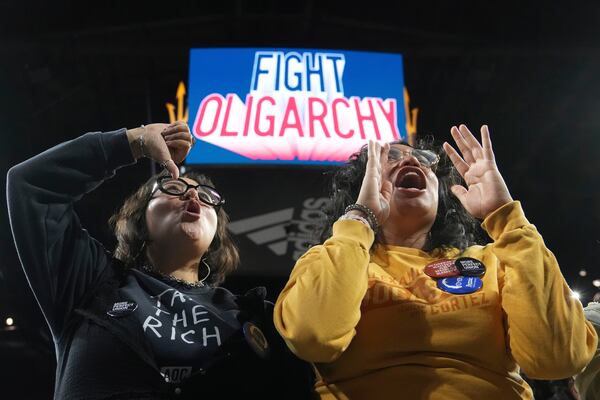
[6,121,312,399]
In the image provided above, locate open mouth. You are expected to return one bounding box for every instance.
[185,200,201,215]
[394,167,426,190]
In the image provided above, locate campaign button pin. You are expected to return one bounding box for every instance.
[107,301,138,317]
[437,276,483,294]
[424,259,460,278]
[455,257,486,277]
[243,322,270,359]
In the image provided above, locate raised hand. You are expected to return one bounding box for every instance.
[161,121,194,165]
[443,124,513,219]
[127,121,194,179]
[355,141,393,226]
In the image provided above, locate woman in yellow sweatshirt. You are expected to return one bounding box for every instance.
[274,124,598,399]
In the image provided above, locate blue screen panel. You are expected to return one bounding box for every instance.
[186,48,406,165]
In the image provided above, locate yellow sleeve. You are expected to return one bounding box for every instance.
[575,304,600,400]
[274,219,374,363]
[482,201,598,379]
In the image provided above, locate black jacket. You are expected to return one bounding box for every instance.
[7,129,313,399]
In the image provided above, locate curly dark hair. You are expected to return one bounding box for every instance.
[321,137,486,252]
[109,171,239,286]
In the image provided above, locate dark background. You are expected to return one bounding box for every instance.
[1,1,599,398]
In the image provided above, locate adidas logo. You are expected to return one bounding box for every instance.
[229,208,294,256]
[228,197,330,260]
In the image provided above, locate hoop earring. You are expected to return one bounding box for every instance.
[199,258,211,284]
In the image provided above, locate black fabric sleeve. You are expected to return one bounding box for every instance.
[6,129,136,339]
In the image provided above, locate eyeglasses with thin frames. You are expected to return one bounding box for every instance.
[387,147,439,171]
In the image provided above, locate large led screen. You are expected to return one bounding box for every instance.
[186,48,407,165]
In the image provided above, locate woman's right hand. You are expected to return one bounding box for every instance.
[127,121,194,179]
[355,141,392,227]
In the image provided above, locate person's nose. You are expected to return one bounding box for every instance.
[182,187,200,201]
[397,152,422,169]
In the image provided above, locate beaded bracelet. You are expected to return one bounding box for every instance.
[337,213,372,230]
[344,203,379,231]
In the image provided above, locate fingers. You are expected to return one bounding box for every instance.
[368,141,390,190]
[162,121,194,146]
[154,139,180,178]
[449,126,473,164]
[451,124,485,164]
[380,142,390,166]
[450,184,468,201]
[457,125,483,159]
[162,120,188,135]
[480,125,495,161]
[163,131,192,142]
[357,141,392,223]
[380,142,392,182]
[366,141,372,161]
[164,138,192,149]
[380,180,393,203]
[368,141,395,196]
[443,142,469,177]
[156,122,194,169]
[366,140,381,173]
[160,159,179,179]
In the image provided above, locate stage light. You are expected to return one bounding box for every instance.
[571,291,581,300]
[5,317,13,326]
[593,280,600,288]
[579,269,588,277]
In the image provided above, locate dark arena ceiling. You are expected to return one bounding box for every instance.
[1,1,600,397]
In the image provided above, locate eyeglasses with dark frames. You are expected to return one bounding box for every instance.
[152,177,225,207]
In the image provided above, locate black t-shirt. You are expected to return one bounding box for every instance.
[118,269,241,383]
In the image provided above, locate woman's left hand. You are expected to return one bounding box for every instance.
[161,121,195,165]
[443,124,513,219]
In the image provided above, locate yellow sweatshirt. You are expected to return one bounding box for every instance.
[575,303,600,399]
[274,201,598,399]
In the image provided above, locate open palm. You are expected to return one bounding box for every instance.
[356,141,394,226]
[443,125,513,219]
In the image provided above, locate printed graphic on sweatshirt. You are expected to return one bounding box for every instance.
[141,288,232,349]
[361,268,494,315]
[120,273,240,378]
